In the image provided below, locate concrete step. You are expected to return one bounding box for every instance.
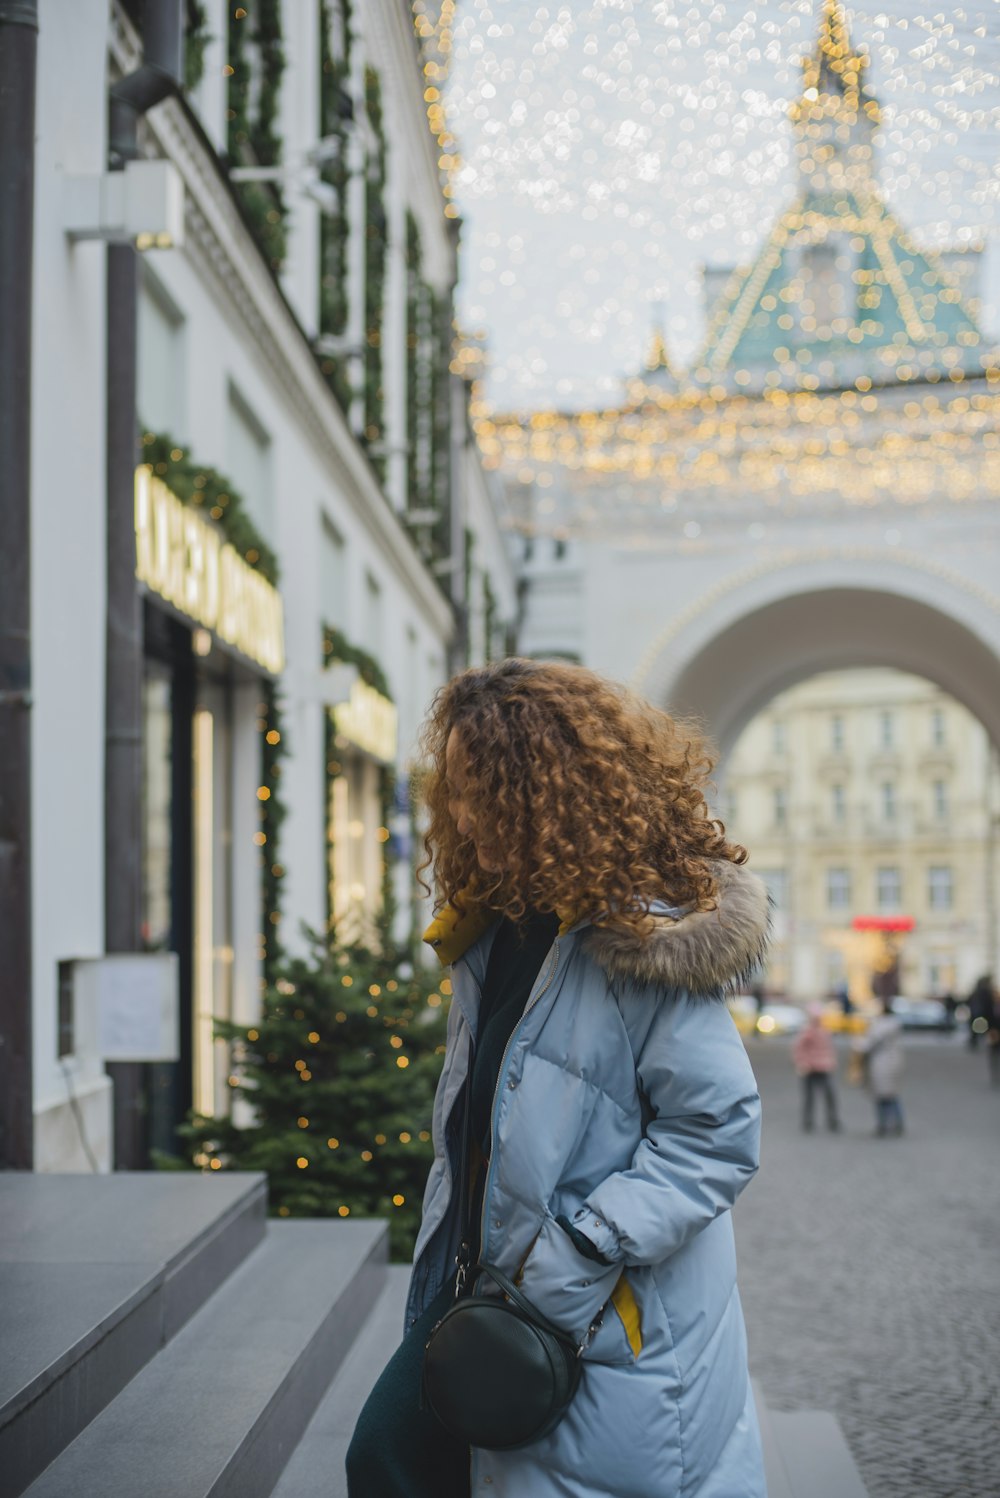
[0,1172,267,1498]
[276,1321,867,1498]
[21,1218,388,1498]
[272,1264,411,1498]
[769,1409,869,1498]
[752,1379,796,1498]
[754,1380,869,1497]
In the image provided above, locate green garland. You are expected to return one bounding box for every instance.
[227,0,288,273]
[484,573,497,664]
[405,212,453,568]
[184,0,211,93]
[430,287,453,561]
[321,624,392,699]
[363,66,388,481]
[463,526,475,667]
[406,211,431,526]
[317,0,353,413]
[259,684,288,984]
[140,431,288,979]
[140,432,279,583]
[321,625,397,939]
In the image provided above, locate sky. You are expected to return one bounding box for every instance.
[444,1,1000,411]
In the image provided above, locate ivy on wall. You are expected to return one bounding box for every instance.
[484,573,497,664]
[363,66,388,481]
[184,0,211,93]
[406,211,432,524]
[322,625,397,940]
[140,432,288,983]
[227,0,288,273]
[430,287,453,563]
[317,0,353,414]
[405,212,453,568]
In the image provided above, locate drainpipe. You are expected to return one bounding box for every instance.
[0,0,38,1170]
[105,0,181,1169]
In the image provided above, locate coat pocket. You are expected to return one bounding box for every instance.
[516,1210,637,1365]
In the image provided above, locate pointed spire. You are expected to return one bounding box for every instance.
[806,0,867,99]
[645,325,673,375]
[789,0,880,130]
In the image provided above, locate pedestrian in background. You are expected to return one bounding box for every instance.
[966,974,994,1051]
[792,1002,839,1132]
[856,998,905,1136]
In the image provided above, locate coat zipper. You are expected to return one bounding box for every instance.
[478,935,561,1262]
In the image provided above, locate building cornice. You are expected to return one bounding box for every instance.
[109,4,454,640]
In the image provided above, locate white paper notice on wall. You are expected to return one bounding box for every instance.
[80,953,180,1062]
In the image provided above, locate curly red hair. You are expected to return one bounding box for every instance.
[418,658,746,935]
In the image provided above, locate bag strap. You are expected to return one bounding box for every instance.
[453,1038,475,1295]
[475,1260,605,1358]
[474,1262,564,1334]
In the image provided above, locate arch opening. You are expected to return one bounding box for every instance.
[659,587,1000,761]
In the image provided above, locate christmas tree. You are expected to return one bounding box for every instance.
[180,934,450,1260]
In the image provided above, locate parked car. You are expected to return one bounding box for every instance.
[890,997,951,1031]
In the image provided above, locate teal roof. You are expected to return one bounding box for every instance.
[696,188,987,391]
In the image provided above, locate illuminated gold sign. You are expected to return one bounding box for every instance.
[134,466,285,675]
[331,677,398,765]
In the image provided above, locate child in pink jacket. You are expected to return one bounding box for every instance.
[792,1003,840,1132]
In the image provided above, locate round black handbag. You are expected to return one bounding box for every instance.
[422,1261,595,1450]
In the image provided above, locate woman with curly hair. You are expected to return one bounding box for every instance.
[347,657,769,1497]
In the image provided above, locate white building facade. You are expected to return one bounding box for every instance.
[11,0,515,1174]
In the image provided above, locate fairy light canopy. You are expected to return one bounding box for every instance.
[445,1,999,414]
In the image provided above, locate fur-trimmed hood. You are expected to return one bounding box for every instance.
[582,859,771,995]
[424,859,770,996]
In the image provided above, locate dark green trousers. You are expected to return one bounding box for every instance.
[346,1276,470,1497]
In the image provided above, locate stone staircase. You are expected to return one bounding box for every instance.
[1,1174,867,1498]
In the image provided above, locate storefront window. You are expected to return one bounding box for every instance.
[142,668,174,953]
[193,683,235,1119]
[328,751,384,946]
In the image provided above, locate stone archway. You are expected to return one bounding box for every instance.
[632,549,1000,758]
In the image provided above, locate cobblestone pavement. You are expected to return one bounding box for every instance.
[734,1035,1000,1498]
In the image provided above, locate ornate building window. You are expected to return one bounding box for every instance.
[827,867,851,910]
[928,866,953,912]
[880,781,897,822]
[831,783,846,825]
[773,786,788,829]
[876,865,902,910]
[830,713,845,753]
[931,709,946,748]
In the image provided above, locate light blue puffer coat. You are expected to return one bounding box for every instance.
[407,859,770,1498]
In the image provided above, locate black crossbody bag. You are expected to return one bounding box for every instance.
[421,1053,603,1450]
